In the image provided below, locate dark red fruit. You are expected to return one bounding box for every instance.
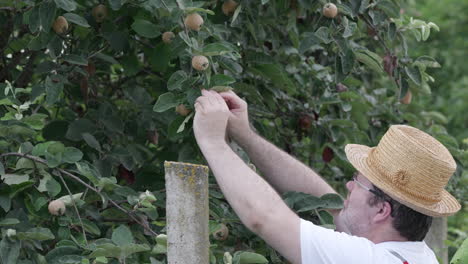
[118,165,135,185]
[322,147,334,163]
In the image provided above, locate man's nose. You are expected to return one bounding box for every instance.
[346,180,354,192]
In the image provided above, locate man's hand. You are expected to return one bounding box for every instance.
[193,90,231,147]
[219,91,252,142]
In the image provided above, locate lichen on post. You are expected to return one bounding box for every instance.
[164,161,210,264]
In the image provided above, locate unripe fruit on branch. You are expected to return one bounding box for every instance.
[48,200,66,216]
[184,13,204,31]
[162,32,175,44]
[336,83,348,93]
[92,4,108,23]
[213,224,229,241]
[222,0,238,16]
[192,55,209,71]
[400,90,412,104]
[176,104,191,116]
[52,16,68,35]
[323,3,338,18]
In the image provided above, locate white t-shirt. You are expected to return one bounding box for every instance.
[300,219,438,264]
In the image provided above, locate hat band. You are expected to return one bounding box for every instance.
[367,149,442,204]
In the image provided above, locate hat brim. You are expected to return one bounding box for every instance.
[345,144,461,217]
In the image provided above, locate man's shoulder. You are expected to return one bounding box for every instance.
[375,241,439,264]
[300,219,438,264]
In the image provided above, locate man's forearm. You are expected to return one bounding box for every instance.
[232,130,337,197]
[198,141,293,230]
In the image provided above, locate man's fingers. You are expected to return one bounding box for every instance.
[219,91,245,111]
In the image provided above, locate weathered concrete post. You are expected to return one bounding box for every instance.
[164,161,210,264]
[425,217,448,264]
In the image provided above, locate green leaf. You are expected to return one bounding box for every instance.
[415,56,441,68]
[109,0,124,10]
[320,193,344,209]
[45,176,62,197]
[39,1,57,32]
[66,119,97,141]
[45,75,64,105]
[63,13,90,27]
[153,92,179,112]
[0,238,20,264]
[0,195,11,212]
[202,42,234,56]
[0,162,4,176]
[1,174,29,185]
[63,54,88,66]
[377,0,400,18]
[451,237,468,264]
[82,133,101,152]
[23,113,48,130]
[63,147,83,163]
[112,225,134,246]
[184,7,215,15]
[167,71,188,91]
[354,50,383,73]
[28,6,41,33]
[75,161,101,184]
[0,218,20,226]
[17,228,55,241]
[405,66,422,85]
[71,219,101,236]
[95,53,119,64]
[120,244,151,258]
[131,20,160,38]
[250,64,296,95]
[315,27,332,44]
[150,43,171,72]
[54,0,77,12]
[211,74,236,86]
[45,246,81,263]
[233,251,268,264]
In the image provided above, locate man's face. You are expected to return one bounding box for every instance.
[334,172,379,237]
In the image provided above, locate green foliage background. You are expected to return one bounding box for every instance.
[0,0,466,263]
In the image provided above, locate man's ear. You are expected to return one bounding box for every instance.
[373,201,392,223]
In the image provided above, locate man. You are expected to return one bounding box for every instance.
[193,89,461,264]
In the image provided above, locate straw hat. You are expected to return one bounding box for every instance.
[345,125,461,217]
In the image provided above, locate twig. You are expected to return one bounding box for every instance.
[0,152,158,237]
[360,14,391,54]
[57,172,89,246]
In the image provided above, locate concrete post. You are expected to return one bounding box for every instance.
[425,217,448,264]
[164,161,210,264]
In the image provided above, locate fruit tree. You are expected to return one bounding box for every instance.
[0,0,465,264]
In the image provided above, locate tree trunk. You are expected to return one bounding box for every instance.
[425,217,448,264]
[164,161,210,264]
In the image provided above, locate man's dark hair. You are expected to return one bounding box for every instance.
[367,185,433,241]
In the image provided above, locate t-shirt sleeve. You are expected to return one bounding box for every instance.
[300,218,377,264]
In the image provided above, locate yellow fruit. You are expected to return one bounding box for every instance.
[184,13,204,31]
[322,3,338,18]
[162,31,175,44]
[400,90,412,104]
[222,0,238,16]
[176,104,191,116]
[48,200,66,216]
[52,16,68,35]
[213,224,229,241]
[92,4,108,23]
[192,55,209,71]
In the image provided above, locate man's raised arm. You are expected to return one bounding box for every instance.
[220,91,337,197]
